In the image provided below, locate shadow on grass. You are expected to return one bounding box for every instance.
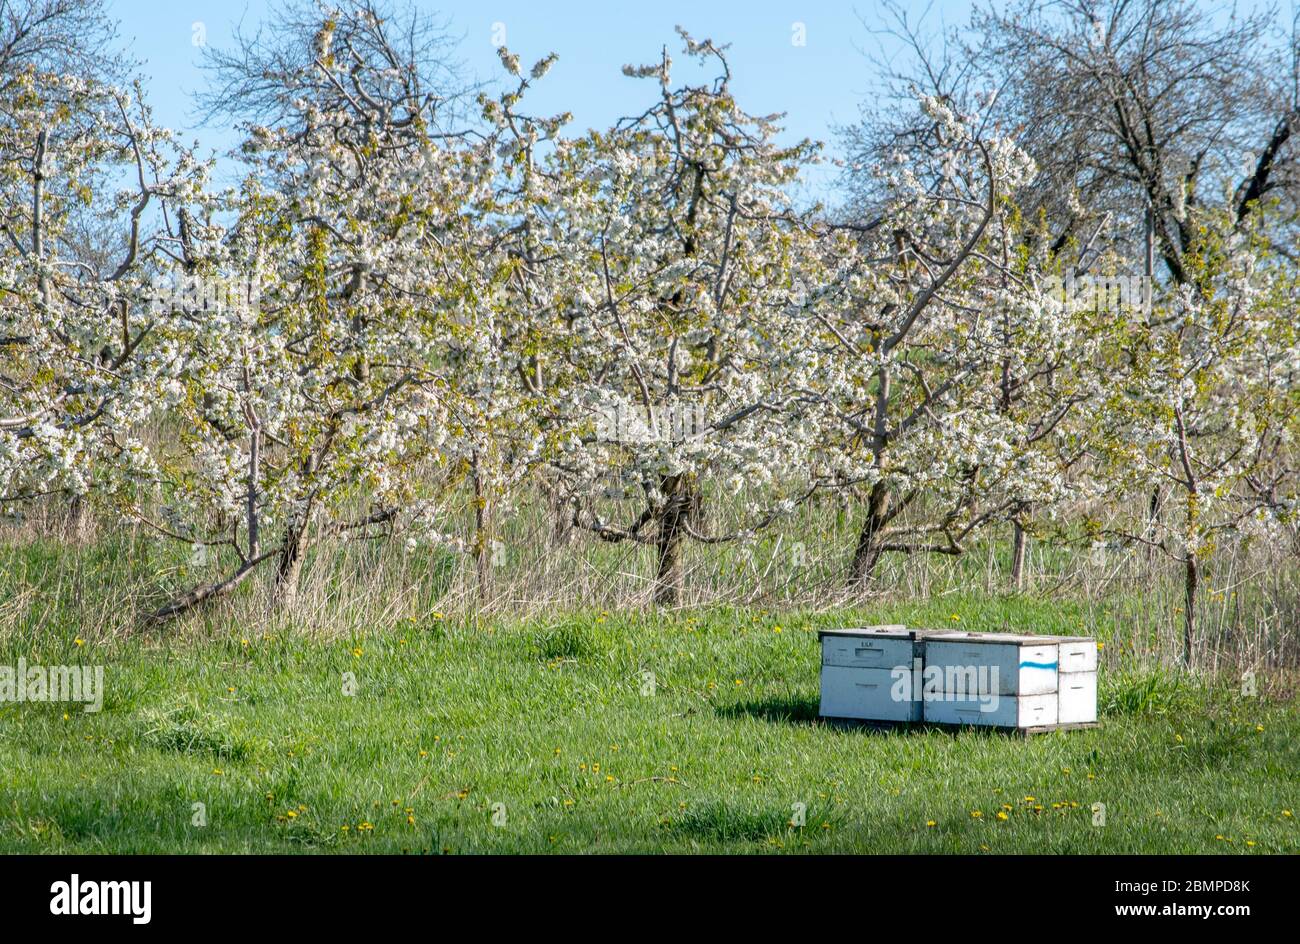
[714,695,822,726]
[716,696,1038,741]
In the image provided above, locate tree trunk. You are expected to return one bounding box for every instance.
[1182,555,1197,666]
[549,486,571,547]
[471,450,493,604]
[63,494,89,543]
[1145,487,1161,562]
[273,529,308,608]
[848,482,890,586]
[1011,520,1027,591]
[654,482,693,606]
[148,550,279,622]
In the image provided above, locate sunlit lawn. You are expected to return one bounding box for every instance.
[1,599,1295,853]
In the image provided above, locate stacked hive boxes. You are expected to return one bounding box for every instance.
[818,626,1098,730]
[818,626,923,723]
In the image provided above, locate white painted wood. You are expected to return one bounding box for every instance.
[821,634,914,670]
[1057,671,1098,724]
[819,665,922,722]
[924,637,1059,695]
[923,692,1058,728]
[815,627,1097,730]
[1056,640,1098,673]
[820,625,908,635]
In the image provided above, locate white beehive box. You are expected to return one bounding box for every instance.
[924,632,1060,695]
[922,691,1058,728]
[921,632,1059,729]
[818,626,921,722]
[1058,671,1098,724]
[817,626,1098,732]
[1053,638,1099,724]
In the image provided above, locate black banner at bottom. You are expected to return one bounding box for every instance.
[0,853,1287,930]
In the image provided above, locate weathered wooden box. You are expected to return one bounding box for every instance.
[818,626,922,723]
[817,625,1098,732]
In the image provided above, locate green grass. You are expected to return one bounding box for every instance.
[0,605,1295,853]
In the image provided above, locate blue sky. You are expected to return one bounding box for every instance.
[110,1,978,202]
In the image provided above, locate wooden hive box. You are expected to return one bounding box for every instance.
[817,626,1099,732]
[818,626,922,723]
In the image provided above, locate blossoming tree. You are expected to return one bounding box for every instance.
[533,31,827,605]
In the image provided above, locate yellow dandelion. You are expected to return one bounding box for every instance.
[926,820,937,828]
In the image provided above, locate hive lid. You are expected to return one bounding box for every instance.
[817,624,911,639]
[922,629,1094,645]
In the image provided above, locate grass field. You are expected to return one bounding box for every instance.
[1,594,1295,854]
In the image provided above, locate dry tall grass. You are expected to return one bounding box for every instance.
[1,485,1296,681]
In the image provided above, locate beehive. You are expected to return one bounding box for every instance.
[817,625,1098,732]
